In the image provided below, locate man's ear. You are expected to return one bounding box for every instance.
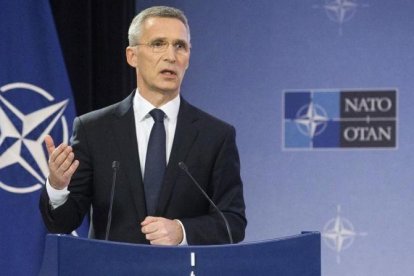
[126,46,137,67]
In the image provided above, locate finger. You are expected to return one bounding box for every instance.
[44,135,56,156]
[59,151,75,172]
[62,159,79,179]
[141,216,158,226]
[48,143,69,164]
[145,230,164,242]
[150,238,169,245]
[53,146,73,168]
[141,220,161,234]
[149,236,176,246]
[141,223,158,234]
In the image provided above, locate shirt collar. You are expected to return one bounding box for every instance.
[133,90,180,122]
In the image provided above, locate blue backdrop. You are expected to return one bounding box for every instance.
[2,1,412,275]
[136,1,413,275]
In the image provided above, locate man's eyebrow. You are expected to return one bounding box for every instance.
[149,37,187,42]
[173,39,189,45]
[149,37,167,41]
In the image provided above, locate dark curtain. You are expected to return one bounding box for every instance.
[49,0,136,115]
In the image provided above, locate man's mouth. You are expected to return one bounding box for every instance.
[160,69,177,76]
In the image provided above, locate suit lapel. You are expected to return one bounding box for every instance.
[110,91,147,220]
[157,98,199,215]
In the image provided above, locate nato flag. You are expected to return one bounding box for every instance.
[0,1,87,275]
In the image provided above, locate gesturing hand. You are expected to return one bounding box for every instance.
[45,134,79,190]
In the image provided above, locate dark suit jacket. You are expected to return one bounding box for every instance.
[39,92,246,245]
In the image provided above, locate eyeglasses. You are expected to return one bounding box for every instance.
[135,39,190,54]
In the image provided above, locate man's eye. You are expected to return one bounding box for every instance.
[175,42,188,50]
[151,41,166,48]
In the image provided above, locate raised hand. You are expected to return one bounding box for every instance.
[44,134,79,190]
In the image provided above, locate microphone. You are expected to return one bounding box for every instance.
[105,161,120,241]
[178,161,233,244]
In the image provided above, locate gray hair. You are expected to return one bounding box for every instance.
[128,6,190,46]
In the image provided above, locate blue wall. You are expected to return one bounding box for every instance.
[138,1,414,275]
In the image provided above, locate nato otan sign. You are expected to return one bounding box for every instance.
[283,89,397,149]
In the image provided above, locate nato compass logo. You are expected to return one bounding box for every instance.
[322,205,367,263]
[313,0,370,35]
[0,82,70,194]
[283,89,397,150]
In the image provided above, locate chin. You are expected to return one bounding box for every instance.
[152,87,177,95]
[157,84,180,93]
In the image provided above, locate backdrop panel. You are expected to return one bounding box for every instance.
[137,1,414,275]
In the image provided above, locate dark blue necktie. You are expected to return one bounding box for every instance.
[144,109,166,215]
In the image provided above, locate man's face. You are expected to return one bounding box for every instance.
[127,17,190,97]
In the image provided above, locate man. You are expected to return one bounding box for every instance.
[39,6,246,245]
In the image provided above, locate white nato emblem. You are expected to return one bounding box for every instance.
[322,205,367,263]
[0,82,70,194]
[295,102,328,138]
[313,0,369,35]
[324,0,359,24]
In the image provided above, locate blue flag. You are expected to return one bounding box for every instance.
[0,1,87,275]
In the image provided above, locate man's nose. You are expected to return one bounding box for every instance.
[163,44,176,63]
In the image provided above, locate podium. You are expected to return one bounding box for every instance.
[39,232,320,275]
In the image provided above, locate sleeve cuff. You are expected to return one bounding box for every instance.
[175,219,188,246]
[46,178,69,209]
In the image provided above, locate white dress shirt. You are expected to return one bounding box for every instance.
[134,91,179,176]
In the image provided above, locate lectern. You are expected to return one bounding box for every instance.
[39,232,320,275]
